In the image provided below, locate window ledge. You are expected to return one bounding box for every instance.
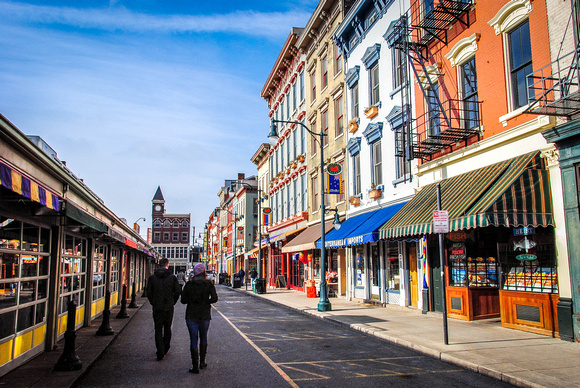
[389,84,404,99]
[392,174,411,187]
[499,104,529,125]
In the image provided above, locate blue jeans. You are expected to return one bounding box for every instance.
[185,319,210,350]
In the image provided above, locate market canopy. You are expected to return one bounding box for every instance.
[379,151,553,239]
[320,202,406,248]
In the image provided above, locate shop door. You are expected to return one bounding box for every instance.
[429,243,443,312]
[407,244,418,307]
[272,254,282,286]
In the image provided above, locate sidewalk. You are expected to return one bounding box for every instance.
[233,285,580,388]
[0,297,148,388]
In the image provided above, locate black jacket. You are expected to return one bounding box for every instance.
[181,275,218,321]
[146,268,181,311]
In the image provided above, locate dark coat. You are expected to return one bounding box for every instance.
[180,275,218,321]
[146,268,181,311]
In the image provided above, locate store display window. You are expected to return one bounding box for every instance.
[59,234,87,315]
[499,227,557,293]
[385,241,400,290]
[92,245,107,302]
[447,229,499,288]
[0,217,51,339]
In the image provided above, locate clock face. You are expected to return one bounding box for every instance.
[154,205,162,211]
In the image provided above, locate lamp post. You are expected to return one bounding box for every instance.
[269,119,341,312]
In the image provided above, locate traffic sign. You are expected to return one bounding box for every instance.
[433,210,449,234]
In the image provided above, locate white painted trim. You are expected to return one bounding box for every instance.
[488,0,533,35]
[445,33,480,67]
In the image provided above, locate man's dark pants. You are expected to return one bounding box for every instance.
[153,308,174,357]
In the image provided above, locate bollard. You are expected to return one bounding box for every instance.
[96,290,115,336]
[54,300,82,371]
[128,282,138,308]
[116,284,129,319]
[141,279,147,298]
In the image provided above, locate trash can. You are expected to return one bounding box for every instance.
[306,280,316,298]
[232,274,241,288]
[254,278,266,294]
[218,273,226,285]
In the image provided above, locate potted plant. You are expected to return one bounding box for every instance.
[365,105,379,119]
[348,118,359,133]
[349,196,361,206]
[368,183,382,199]
[297,154,305,163]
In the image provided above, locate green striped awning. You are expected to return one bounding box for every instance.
[379,152,553,239]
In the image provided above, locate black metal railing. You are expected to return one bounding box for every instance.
[526,46,580,118]
[411,98,482,159]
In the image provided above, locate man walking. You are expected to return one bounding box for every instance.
[146,258,181,360]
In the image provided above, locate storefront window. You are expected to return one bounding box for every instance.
[92,245,107,302]
[447,229,499,288]
[0,218,51,339]
[499,227,557,293]
[355,246,364,286]
[60,234,87,315]
[111,249,119,294]
[0,217,21,250]
[385,241,400,290]
[370,245,379,287]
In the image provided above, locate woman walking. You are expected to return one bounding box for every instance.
[181,263,218,374]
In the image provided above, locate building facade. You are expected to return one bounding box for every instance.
[261,28,311,290]
[151,187,191,273]
[333,0,418,307]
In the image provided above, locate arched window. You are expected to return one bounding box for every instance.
[163,220,171,228]
[182,220,189,228]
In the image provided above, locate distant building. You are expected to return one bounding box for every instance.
[151,186,191,273]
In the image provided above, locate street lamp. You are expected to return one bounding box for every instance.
[269,119,341,312]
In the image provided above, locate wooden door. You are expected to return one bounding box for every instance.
[408,244,418,307]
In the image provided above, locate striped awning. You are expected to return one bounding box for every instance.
[379,152,553,239]
[0,160,61,211]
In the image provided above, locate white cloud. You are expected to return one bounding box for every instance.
[0,1,310,38]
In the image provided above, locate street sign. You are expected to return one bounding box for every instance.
[433,210,449,234]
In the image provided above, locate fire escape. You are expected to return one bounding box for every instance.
[526,3,580,120]
[388,0,481,161]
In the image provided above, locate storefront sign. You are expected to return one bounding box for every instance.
[516,254,537,261]
[514,227,535,236]
[327,163,342,175]
[433,210,449,233]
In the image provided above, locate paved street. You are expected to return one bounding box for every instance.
[73,285,512,387]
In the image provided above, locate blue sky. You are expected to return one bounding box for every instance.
[0,0,317,240]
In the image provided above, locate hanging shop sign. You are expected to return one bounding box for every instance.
[514,227,535,236]
[327,163,342,175]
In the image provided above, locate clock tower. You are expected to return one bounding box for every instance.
[152,186,165,216]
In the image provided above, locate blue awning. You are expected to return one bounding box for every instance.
[318,202,407,248]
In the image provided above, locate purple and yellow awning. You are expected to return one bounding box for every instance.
[0,160,60,211]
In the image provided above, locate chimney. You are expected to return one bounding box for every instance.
[238,173,245,181]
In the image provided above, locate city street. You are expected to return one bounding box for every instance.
[73,285,512,387]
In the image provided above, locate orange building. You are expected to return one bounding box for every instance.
[380,0,567,337]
